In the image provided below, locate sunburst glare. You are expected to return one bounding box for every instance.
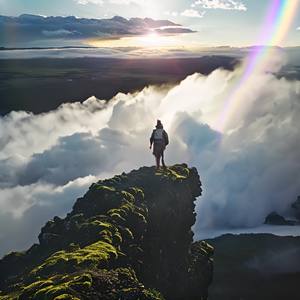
[88,32,183,48]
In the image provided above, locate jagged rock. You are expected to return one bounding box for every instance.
[264,212,296,226]
[0,164,213,300]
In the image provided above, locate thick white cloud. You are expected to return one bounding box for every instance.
[0,176,96,256]
[193,0,247,11]
[1,54,300,256]
[0,98,110,163]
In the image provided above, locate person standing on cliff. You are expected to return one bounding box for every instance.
[150,120,169,170]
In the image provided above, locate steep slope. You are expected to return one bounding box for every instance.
[0,164,213,300]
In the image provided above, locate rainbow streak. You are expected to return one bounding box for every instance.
[216,0,299,132]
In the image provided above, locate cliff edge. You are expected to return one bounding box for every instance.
[0,164,213,300]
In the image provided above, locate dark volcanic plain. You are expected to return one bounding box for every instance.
[208,234,300,300]
[0,56,237,115]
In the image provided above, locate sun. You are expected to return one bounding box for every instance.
[136,32,176,47]
[88,31,181,49]
[138,32,163,46]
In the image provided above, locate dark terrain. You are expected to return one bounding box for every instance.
[208,234,300,300]
[0,56,237,115]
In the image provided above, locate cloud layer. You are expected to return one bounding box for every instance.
[1,54,300,256]
[181,9,206,18]
[0,14,192,48]
[192,0,247,11]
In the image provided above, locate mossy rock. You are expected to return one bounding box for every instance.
[0,164,210,300]
[18,273,92,300]
[30,241,118,278]
[54,294,80,300]
[95,185,116,192]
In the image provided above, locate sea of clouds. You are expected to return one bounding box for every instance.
[0,52,300,256]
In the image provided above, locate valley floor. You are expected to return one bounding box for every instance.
[206,233,300,300]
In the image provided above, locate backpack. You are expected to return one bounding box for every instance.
[154,128,164,140]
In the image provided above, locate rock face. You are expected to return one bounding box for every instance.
[0,164,213,300]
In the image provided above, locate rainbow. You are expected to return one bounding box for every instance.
[216,0,300,132]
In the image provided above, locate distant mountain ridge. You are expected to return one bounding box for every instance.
[0,14,193,47]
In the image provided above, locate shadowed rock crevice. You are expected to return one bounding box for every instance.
[0,164,213,300]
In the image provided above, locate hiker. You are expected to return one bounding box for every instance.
[150,120,169,169]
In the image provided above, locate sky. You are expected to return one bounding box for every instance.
[0,0,300,46]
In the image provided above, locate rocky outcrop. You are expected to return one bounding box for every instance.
[0,164,213,300]
[264,212,296,226]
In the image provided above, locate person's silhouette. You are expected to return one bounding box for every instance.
[150,120,169,170]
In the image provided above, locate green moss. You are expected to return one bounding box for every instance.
[121,202,135,214]
[107,200,146,225]
[22,279,53,294]
[68,280,92,291]
[121,191,135,202]
[154,165,190,181]
[18,267,161,300]
[18,273,93,300]
[80,219,113,235]
[167,169,187,180]
[0,295,15,300]
[30,241,118,277]
[122,227,134,240]
[132,211,147,224]
[99,229,113,244]
[113,230,123,244]
[96,185,116,192]
[110,212,126,222]
[53,294,80,300]
[142,288,165,300]
[128,187,145,200]
[73,273,92,282]
[34,284,68,299]
[172,164,190,177]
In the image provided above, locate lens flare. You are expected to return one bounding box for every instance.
[88,31,182,48]
[216,0,300,133]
